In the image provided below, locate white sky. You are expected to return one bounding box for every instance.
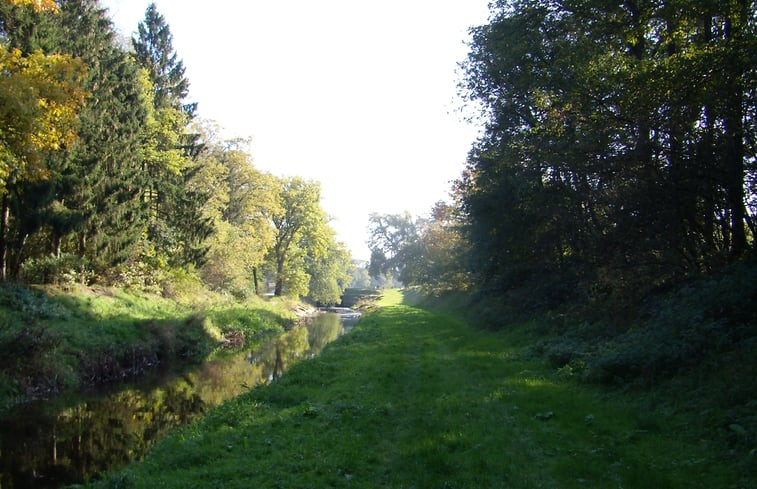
[100,0,488,260]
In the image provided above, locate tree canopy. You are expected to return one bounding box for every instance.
[455,0,757,310]
[0,0,352,304]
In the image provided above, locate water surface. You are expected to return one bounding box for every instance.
[0,312,358,488]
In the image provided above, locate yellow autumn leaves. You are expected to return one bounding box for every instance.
[0,0,88,195]
[5,0,58,12]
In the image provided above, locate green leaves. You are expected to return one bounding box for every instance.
[269,177,350,300]
[459,0,757,309]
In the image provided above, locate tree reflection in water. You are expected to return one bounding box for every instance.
[0,312,351,488]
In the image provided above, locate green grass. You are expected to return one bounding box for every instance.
[0,284,296,408]
[88,290,751,489]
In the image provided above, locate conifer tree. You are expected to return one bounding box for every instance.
[132,2,195,116]
[52,0,148,272]
[132,2,209,269]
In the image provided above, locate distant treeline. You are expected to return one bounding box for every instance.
[0,1,351,303]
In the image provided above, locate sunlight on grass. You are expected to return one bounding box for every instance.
[376,288,403,307]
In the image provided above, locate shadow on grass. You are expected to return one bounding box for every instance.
[95,296,742,489]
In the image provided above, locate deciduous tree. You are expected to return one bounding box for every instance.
[0,0,87,280]
[458,0,757,309]
[269,178,329,297]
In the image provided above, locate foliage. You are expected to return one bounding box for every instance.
[366,210,417,280]
[587,260,756,386]
[0,0,347,302]
[518,259,756,394]
[0,46,87,195]
[458,0,757,311]
[367,202,471,293]
[132,3,209,270]
[307,239,352,305]
[0,282,305,408]
[4,0,57,12]
[19,252,93,285]
[196,141,278,295]
[269,177,340,298]
[132,2,193,115]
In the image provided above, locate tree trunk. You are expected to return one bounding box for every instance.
[723,11,748,257]
[274,257,284,296]
[10,232,28,279]
[0,195,7,282]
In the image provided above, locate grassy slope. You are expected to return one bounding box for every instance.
[0,285,298,408]
[91,289,750,489]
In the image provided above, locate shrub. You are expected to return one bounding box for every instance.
[0,285,70,320]
[160,267,205,302]
[20,253,94,285]
[586,260,757,386]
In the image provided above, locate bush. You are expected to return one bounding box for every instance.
[524,260,757,387]
[160,267,205,302]
[584,260,757,386]
[107,259,165,294]
[0,285,70,320]
[20,253,94,285]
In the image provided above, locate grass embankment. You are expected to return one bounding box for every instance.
[90,289,751,489]
[0,284,301,409]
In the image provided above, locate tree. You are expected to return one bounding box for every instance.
[132,2,209,270]
[367,203,470,293]
[0,47,87,192]
[458,0,757,309]
[307,234,352,305]
[132,2,194,116]
[269,177,329,297]
[0,0,87,280]
[53,0,150,273]
[405,202,470,292]
[366,211,418,282]
[4,0,57,11]
[194,136,278,294]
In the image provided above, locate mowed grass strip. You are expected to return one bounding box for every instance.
[93,290,743,489]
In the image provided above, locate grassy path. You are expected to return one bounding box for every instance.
[94,290,745,488]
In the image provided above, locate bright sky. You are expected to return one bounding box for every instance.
[100,0,489,260]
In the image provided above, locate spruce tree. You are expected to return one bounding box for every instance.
[132,2,195,116]
[0,0,142,278]
[53,0,148,272]
[132,2,210,269]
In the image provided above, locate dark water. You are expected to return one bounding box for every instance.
[0,312,359,488]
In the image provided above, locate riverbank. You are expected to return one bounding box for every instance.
[89,289,752,488]
[1,311,354,488]
[0,284,304,409]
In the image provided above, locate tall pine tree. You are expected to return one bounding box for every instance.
[132,3,210,269]
[0,0,142,279]
[54,0,149,272]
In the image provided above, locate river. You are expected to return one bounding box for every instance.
[0,311,360,488]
